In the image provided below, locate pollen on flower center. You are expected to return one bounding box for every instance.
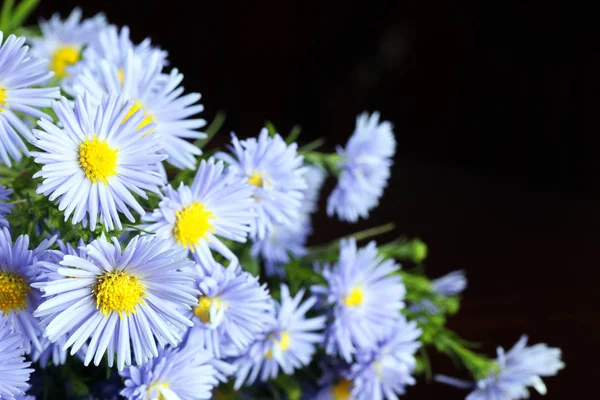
[173,202,215,250]
[248,172,263,187]
[194,296,221,323]
[331,379,353,400]
[147,382,169,400]
[265,331,291,359]
[78,135,119,184]
[344,285,364,307]
[50,45,80,78]
[92,270,146,318]
[0,87,8,112]
[118,68,125,84]
[0,272,29,316]
[122,101,155,131]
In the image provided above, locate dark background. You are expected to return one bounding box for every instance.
[31,0,593,398]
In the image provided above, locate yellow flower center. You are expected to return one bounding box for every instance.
[118,68,125,85]
[193,296,221,323]
[50,45,80,78]
[344,285,364,307]
[248,172,263,187]
[147,382,169,400]
[0,87,7,112]
[331,379,353,400]
[92,270,146,318]
[265,331,291,358]
[173,202,215,250]
[0,272,29,316]
[78,135,119,184]
[122,101,155,132]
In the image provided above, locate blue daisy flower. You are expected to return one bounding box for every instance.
[432,270,467,296]
[29,8,106,79]
[351,317,422,400]
[301,164,327,215]
[327,112,396,222]
[233,284,325,389]
[142,158,255,266]
[216,129,308,240]
[312,239,405,362]
[0,321,34,400]
[0,184,12,228]
[182,246,274,358]
[0,228,44,352]
[313,362,354,400]
[66,49,206,170]
[0,33,60,167]
[31,93,166,231]
[34,234,198,371]
[119,346,219,400]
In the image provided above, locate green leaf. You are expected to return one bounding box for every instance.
[68,376,90,398]
[286,125,301,144]
[0,0,15,30]
[195,111,226,149]
[11,0,39,29]
[265,120,278,136]
[273,373,302,400]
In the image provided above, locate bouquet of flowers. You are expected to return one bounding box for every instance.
[0,2,564,399]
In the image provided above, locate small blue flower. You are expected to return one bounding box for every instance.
[301,164,327,214]
[66,49,206,170]
[432,270,467,296]
[182,246,274,358]
[119,346,220,400]
[0,228,43,353]
[34,234,198,371]
[465,336,564,400]
[233,285,325,389]
[31,93,166,231]
[142,158,255,266]
[29,8,106,79]
[0,33,60,166]
[0,184,13,228]
[216,129,307,240]
[0,321,34,400]
[312,239,405,362]
[351,317,422,400]
[327,112,395,222]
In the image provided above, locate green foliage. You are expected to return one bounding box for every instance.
[0,0,39,35]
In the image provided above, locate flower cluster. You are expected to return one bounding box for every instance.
[0,4,564,400]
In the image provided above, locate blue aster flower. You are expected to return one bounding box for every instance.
[0,184,12,228]
[350,317,422,400]
[216,129,308,240]
[34,234,198,371]
[181,246,274,358]
[312,239,405,362]
[462,336,564,400]
[142,158,255,266]
[31,93,166,231]
[233,284,325,389]
[312,362,354,400]
[0,33,60,167]
[66,48,206,170]
[119,346,219,400]
[432,270,467,296]
[29,8,106,79]
[251,215,311,277]
[301,164,327,214]
[0,228,43,352]
[0,321,34,400]
[327,112,396,222]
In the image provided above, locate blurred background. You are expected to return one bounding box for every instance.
[31,0,592,398]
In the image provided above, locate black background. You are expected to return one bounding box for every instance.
[30,0,594,398]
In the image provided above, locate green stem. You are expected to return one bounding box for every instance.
[194,111,226,149]
[299,137,325,152]
[309,223,395,256]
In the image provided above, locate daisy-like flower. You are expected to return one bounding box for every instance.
[66,49,205,170]
[142,158,254,265]
[34,234,198,371]
[0,228,43,352]
[312,238,405,362]
[233,285,325,389]
[0,321,34,400]
[216,129,307,240]
[437,336,564,400]
[182,246,274,358]
[251,215,311,277]
[29,8,106,79]
[432,269,467,296]
[0,33,60,167]
[351,317,422,399]
[327,112,396,222]
[31,93,166,231]
[0,184,12,227]
[120,346,219,400]
[301,164,327,215]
